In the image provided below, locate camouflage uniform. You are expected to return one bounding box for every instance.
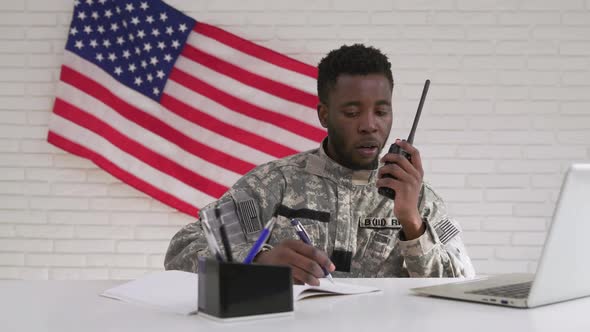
[165,142,475,278]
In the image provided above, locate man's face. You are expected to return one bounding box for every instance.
[318,74,393,170]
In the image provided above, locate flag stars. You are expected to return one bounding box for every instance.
[66,0,190,101]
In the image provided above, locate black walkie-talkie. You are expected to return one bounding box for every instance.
[378,79,430,200]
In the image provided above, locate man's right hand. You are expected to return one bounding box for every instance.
[254,239,335,286]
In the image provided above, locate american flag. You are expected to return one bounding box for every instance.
[48,0,325,217]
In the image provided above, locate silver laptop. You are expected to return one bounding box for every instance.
[412,164,590,308]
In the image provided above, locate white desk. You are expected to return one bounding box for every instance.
[2,278,590,332]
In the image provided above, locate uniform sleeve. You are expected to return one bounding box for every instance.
[164,166,284,273]
[163,217,209,273]
[396,183,476,278]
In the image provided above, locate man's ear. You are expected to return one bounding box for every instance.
[317,103,328,128]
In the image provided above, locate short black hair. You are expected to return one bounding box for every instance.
[317,44,393,104]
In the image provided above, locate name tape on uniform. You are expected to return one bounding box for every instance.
[358,217,402,229]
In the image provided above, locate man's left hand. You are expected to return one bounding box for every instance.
[376,139,425,240]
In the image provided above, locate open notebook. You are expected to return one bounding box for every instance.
[101,270,380,315]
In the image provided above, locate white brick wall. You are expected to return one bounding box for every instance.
[0,0,589,279]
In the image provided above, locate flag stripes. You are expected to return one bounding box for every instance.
[48,1,324,217]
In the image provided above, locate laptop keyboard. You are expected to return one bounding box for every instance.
[466,281,532,299]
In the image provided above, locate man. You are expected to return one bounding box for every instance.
[165,44,475,285]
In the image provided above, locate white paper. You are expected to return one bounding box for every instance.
[293,279,381,300]
[101,271,381,315]
[100,270,199,315]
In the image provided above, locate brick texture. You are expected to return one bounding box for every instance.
[1,0,589,279]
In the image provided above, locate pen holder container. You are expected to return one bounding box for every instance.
[198,258,293,319]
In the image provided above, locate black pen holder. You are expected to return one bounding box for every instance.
[198,258,293,319]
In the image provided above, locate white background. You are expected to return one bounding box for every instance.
[1,0,589,279]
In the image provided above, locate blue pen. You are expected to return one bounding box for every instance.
[290,219,335,284]
[243,217,277,264]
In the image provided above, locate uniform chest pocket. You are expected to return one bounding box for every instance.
[293,219,327,252]
[355,228,398,276]
[367,229,396,256]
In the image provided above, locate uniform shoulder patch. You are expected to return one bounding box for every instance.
[237,199,262,234]
[433,218,460,245]
[231,191,263,235]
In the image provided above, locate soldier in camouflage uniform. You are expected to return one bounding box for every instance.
[165,44,475,284]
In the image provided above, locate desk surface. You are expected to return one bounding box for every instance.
[2,278,590,332]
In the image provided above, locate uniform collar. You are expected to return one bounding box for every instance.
[307,138,378,186]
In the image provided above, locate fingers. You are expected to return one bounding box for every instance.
[281,245,325,277]
[378,160,417,184]
[380,147,418,178]
[286,240,334,271]
[377,140,425,198]
[395,140,424,177]
[376,177,417,201]
[291,265,320,286]
[380,141,424,179]
[259,239,334,286]
[376,176,401,191]
[378,157,421,185]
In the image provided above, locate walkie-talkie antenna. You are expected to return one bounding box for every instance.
[407,79,430,144]
[378,79,430,200]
